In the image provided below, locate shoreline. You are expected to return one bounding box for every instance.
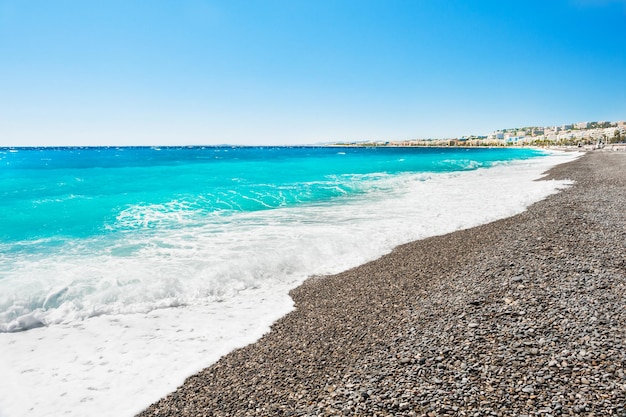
[0,148,574,417]
[139,151,626,416]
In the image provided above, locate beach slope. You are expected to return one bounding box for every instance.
[139,151,626,416]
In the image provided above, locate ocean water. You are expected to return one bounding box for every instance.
[0,146,578,416]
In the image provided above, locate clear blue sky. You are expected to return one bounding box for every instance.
[1,0,625,146]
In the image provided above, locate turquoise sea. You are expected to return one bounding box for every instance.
[0,146,543,244]
[0,146,547,331]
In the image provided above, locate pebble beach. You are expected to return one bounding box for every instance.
[138,151,626,417]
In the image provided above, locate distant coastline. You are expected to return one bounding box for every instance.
[329,118,626,149]
[327,142,626,152]
[2,119,624,151]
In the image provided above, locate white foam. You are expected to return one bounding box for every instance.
[0,151,579,417]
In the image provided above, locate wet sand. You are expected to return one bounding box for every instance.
[139,151,626,416]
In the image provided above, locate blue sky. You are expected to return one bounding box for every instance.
[1,0,625,146]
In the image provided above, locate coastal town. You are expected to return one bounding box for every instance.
[339,120,626,149]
